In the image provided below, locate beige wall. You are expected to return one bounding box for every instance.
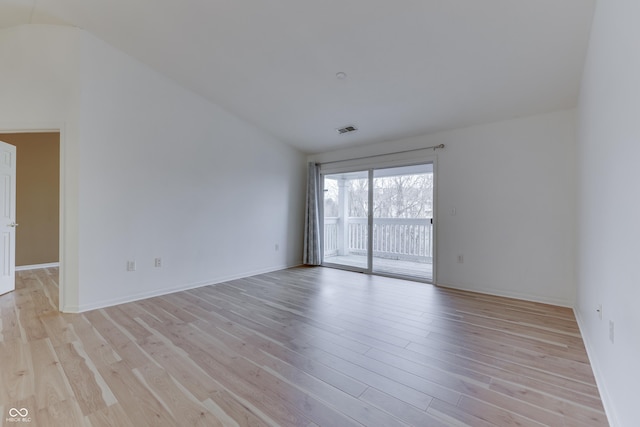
[0,132,60,266]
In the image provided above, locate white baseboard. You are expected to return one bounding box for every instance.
[573,308,618,427]
[63,263,298,314]
[435,281,574,308]
[16,262,60,271]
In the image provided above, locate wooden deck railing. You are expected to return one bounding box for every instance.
[324,217,433,262]
[324,217,339,257]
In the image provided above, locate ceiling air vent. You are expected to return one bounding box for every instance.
[336,125,358,135]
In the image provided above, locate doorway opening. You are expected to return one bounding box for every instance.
[322,162,434,282]
[0,131,61,298]
[1,132,60,269]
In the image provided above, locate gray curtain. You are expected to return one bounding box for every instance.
[303,162,322,265]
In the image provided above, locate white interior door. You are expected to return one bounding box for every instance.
[0,140,16,296]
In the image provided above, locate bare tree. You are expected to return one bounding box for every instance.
[324,173,433,218]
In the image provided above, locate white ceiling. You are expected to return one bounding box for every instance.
[1,0,595,154]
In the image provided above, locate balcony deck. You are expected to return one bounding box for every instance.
[324,254,433,281]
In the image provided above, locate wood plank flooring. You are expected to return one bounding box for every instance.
[0,267,608,426]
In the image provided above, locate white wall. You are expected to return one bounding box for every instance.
[73,33,306,311]
[576,0,640,425]
[0,25,82,309]
[0,25,306,312]
[311,109,577,306]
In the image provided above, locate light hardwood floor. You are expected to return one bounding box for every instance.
[0,267,608,426]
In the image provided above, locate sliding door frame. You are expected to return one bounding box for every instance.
[320,168,371,274]
[366,169,374,275]
[319,152,438,284]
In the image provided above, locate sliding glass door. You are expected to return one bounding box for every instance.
[322,162,434,282]
[322,170,369,271]
[372,165,433,281]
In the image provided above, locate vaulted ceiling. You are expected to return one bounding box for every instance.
[0,0,595,153]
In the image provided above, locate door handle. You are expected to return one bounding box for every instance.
[7,222,18,227]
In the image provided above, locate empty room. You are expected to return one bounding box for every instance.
[0,0,637,426]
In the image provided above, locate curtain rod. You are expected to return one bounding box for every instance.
[318,144,445,166]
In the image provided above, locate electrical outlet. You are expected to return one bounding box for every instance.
[154,257,162,268]
[275,244,279,251]
[609,320,614,344]
[597,304,602,320]
[457,254,464,263]
[126,260,136,271]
